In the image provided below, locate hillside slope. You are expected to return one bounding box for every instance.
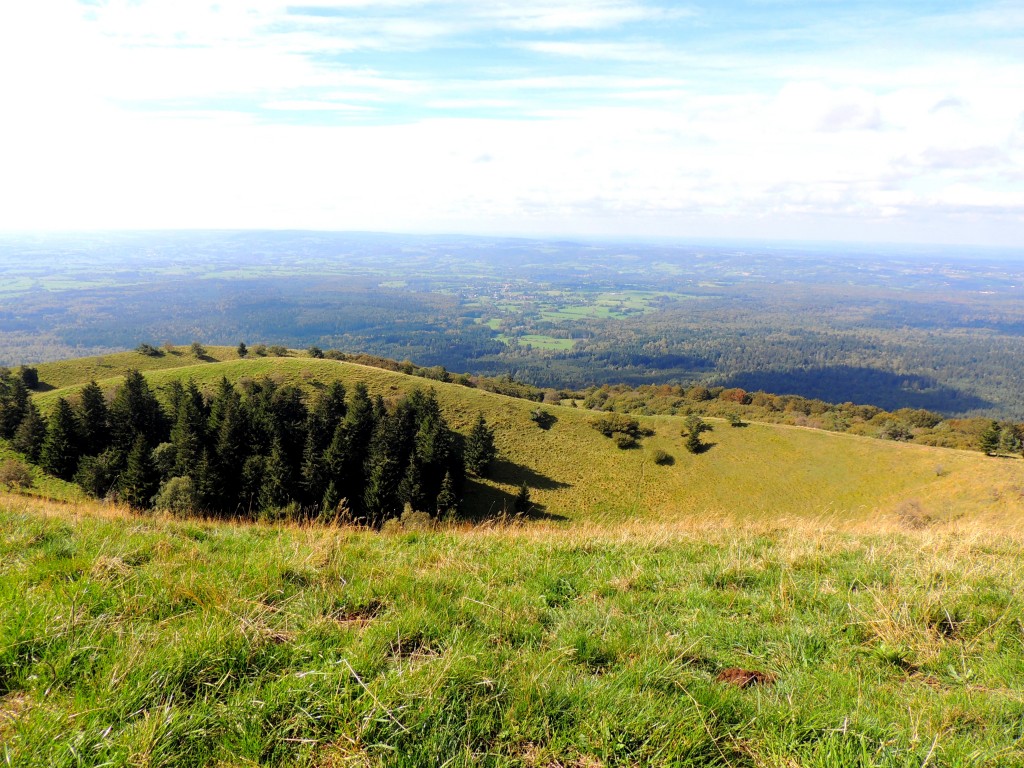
[26,352,1024,526]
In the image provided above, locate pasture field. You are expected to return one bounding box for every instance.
[6,349,1024,764]
[26,351,1024,526]
[2,497,1024,767]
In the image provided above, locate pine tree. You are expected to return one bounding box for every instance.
[109,369,166,453]
[76,380,110,456]
[436,470,458,518]
[41,398,81,480]
[321,480,341,518]
[0,377,29,439]
[12,402,47,463]
[685,429,704,454]
[398,457,428,512]
[513,482,531,514]
[259,437,293,515]
[171,381,207,476]
[120,435,158,508]
[464,413,497,477]
[363,453,401,526]
[301,382,347,504]
[979,421,1001,455]
[237,341,248,358]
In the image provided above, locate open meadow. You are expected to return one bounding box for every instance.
[2,349,1024,765]
[2,496,1024,767]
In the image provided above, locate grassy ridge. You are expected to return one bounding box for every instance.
[2,497,1024,766]
[31,345,243,390]
[28,354,1024,526]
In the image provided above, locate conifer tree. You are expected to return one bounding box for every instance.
[12,402,47,463]
[77,380,110,456]
[259,437,293,515]
[41,398,81,480]
[464,413,497,477]
[321,480,341,518]
[119,435,158,508]
[171,381,207,476]
[685,429,704,454]
[109,369,165,452]
[513,482,531,514]
[363,452,401,525]
[436,470,458,518]
[979,421,1001,455]
[237,341,248,358]
[0,377,29,439]
[398,457,428,512]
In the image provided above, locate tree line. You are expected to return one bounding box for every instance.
[0,368,499,524]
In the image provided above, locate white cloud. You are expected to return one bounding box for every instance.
[0,1,1021,244]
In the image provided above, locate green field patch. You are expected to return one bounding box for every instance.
[497,333,575,351]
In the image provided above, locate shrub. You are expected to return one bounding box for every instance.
[651,449,674,465]
[615,433,638,449]
[18,366,39,389]
[190,341,206,357]
[592,413,641,438]
[682,415,712,436]
[152,476,198,514]
[0,458,33,490]
[530,409,557,430]
[135,343,163,357]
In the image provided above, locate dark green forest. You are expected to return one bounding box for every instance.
[1,231,1022,417]
[0,366,500,525]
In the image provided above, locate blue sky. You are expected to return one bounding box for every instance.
[0,1,1022,245]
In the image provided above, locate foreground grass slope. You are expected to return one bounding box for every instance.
[29,353,1024,525]
[2,496,1023,767]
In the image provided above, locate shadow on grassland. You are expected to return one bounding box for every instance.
[461,477,569,523]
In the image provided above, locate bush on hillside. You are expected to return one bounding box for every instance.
[0,458,33,490]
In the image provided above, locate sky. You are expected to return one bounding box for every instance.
[0,1,1022,246]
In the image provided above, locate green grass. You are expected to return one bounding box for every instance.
[0,445,86,504]
[33,345,245,391]
[7,351,1024,765]
[2,500,1023,766]
[497,334,576,351]
[28,355,1024,527]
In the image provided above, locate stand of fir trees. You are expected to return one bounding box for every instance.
[1,368,470,525]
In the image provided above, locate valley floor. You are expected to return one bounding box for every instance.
[3,495,1024,767]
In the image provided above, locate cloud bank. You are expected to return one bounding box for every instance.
[0,0,1021,245]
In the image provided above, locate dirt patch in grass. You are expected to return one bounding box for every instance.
[716,668,777,688]
[331,599,387,626]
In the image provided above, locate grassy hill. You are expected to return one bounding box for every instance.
[24,348,1024,527]
[2,497,1023,766]
[4,348,1024,765]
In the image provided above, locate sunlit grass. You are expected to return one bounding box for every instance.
[28,354,1024,527]
[2,495,1024,766]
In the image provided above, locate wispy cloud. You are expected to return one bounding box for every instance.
[0,0,1021,245]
